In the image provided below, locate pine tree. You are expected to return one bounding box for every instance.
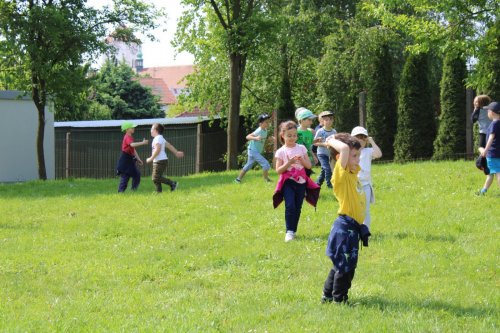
[433,54,467,160]
[394,53,436,161]
[366,43,397,159]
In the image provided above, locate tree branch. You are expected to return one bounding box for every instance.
[209,0,229,29]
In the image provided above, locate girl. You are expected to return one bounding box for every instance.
[273,121,320,242]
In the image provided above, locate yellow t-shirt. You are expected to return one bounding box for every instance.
[332,162,366,224]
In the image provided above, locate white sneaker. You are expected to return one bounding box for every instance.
[285,231,295,242]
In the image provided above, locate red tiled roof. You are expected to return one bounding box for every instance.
[139,65,194,89]
[137,77,176,105]
[176,106,211,118]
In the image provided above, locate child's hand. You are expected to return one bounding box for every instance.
[146,157,152,164]
[176,151,184,158]
[137,159,143,166]
[142,138,149,145]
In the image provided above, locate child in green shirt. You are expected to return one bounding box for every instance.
[296,108,318,176]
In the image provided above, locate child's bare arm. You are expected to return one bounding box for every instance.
[146,143,161,163]
[166,142,184,158]
[326,137,349,169]
[246,133,261,141]
[368,137,382,159]
[130,138,148,148]
[481,134,495,157]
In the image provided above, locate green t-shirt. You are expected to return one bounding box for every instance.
[297,128,315,162]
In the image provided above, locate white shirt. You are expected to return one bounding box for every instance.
[358,147,374,186]
[152,135,168,162]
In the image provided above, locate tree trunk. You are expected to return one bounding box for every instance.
[227,52,246,170]
[32,80,47,180]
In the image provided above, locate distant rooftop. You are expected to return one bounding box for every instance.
[54,117,214,128]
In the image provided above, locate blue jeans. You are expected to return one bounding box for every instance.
[242,149,270,172]
[316,154,332,188]
[282,179,306,232]
[118,172,140,192]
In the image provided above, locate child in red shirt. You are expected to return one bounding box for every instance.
[116,121,148,192]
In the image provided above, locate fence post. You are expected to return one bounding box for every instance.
[65,131,70,179]
[196,123,202,173]
[359,91,367,127]
[466,89,474,158]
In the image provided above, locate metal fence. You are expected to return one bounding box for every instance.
[55,119,234,179]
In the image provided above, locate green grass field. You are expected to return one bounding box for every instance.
[0,160,498,332]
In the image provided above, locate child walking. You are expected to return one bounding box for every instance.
[273,121,320,242]
[472,95,494,195]
[351,126,382,229]
[235,114,272,183]
[116,121,148,192]
[146,123,184,192]
[321,133,370,304]
[314,111,337,189]
[478,102,500,194]
[296,108,318,175]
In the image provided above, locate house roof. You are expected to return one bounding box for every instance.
[139,65,194,89]
[137,77,176,105]
[176,106,211,118]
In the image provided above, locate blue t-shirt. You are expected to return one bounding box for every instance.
[314,127,337,156]
[248,127,267,153]
[486,119,500,158]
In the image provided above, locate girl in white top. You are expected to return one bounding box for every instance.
[351,126,382,229]
[146,123,184,192]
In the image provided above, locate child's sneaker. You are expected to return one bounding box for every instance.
[265,177,272,183]
[285,231,295,242]
[170,182,178,192]
[234,178,241,184]
[321,295,333,304]
[476,188,487,196]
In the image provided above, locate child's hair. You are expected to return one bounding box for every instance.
[153,123,164,135]
[476,95,492,108]
[328,133,361,159]
[278,120,297,144]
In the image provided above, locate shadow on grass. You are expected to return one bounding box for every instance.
[0,172,242,199]
[372,232,457,243]
[357,295,497,319]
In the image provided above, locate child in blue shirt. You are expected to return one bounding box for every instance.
[235,114,272,183]
[478,102,500,194]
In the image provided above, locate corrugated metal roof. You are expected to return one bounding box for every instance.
[54,117,214,128]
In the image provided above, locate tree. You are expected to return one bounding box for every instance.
[176,0,268,170]
[475,17,500,100]
[394,52,436,161]
[91,60,164,119]
[433,53,467,160]
[0,0,160,179]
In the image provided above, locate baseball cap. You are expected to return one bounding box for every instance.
[297,109,317,121]
[258,114,271,123]
[351,126,369,137]
[319,110,334,119]
[121,121,137,132]
[486,101,500,114]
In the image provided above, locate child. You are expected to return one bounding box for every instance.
[296,108,318,175]
[478,101,500,194]
[471,95,493,148]
[321,133,370,304]
[146,123,184,192]
[116,121,148,192]
[314,111,337,189]
[273,121,320,242]
[235,114,272,183]
[351,126,382,229]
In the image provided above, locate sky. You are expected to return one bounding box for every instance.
[88,0,194,67]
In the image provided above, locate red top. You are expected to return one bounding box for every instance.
[121,134,136,156]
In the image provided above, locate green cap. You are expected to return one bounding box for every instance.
[121,121,137,132]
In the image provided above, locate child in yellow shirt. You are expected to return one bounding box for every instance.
[321,133,370,304]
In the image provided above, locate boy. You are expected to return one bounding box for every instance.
[321,133,370,304]
[314,111,337,189]
[235,114,272,183]
[296,108,318,175]
[116,121,148,192]
[478,101,500,194]
[146,123,184,192]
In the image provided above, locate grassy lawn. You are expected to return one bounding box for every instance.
[0,160,498,332]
